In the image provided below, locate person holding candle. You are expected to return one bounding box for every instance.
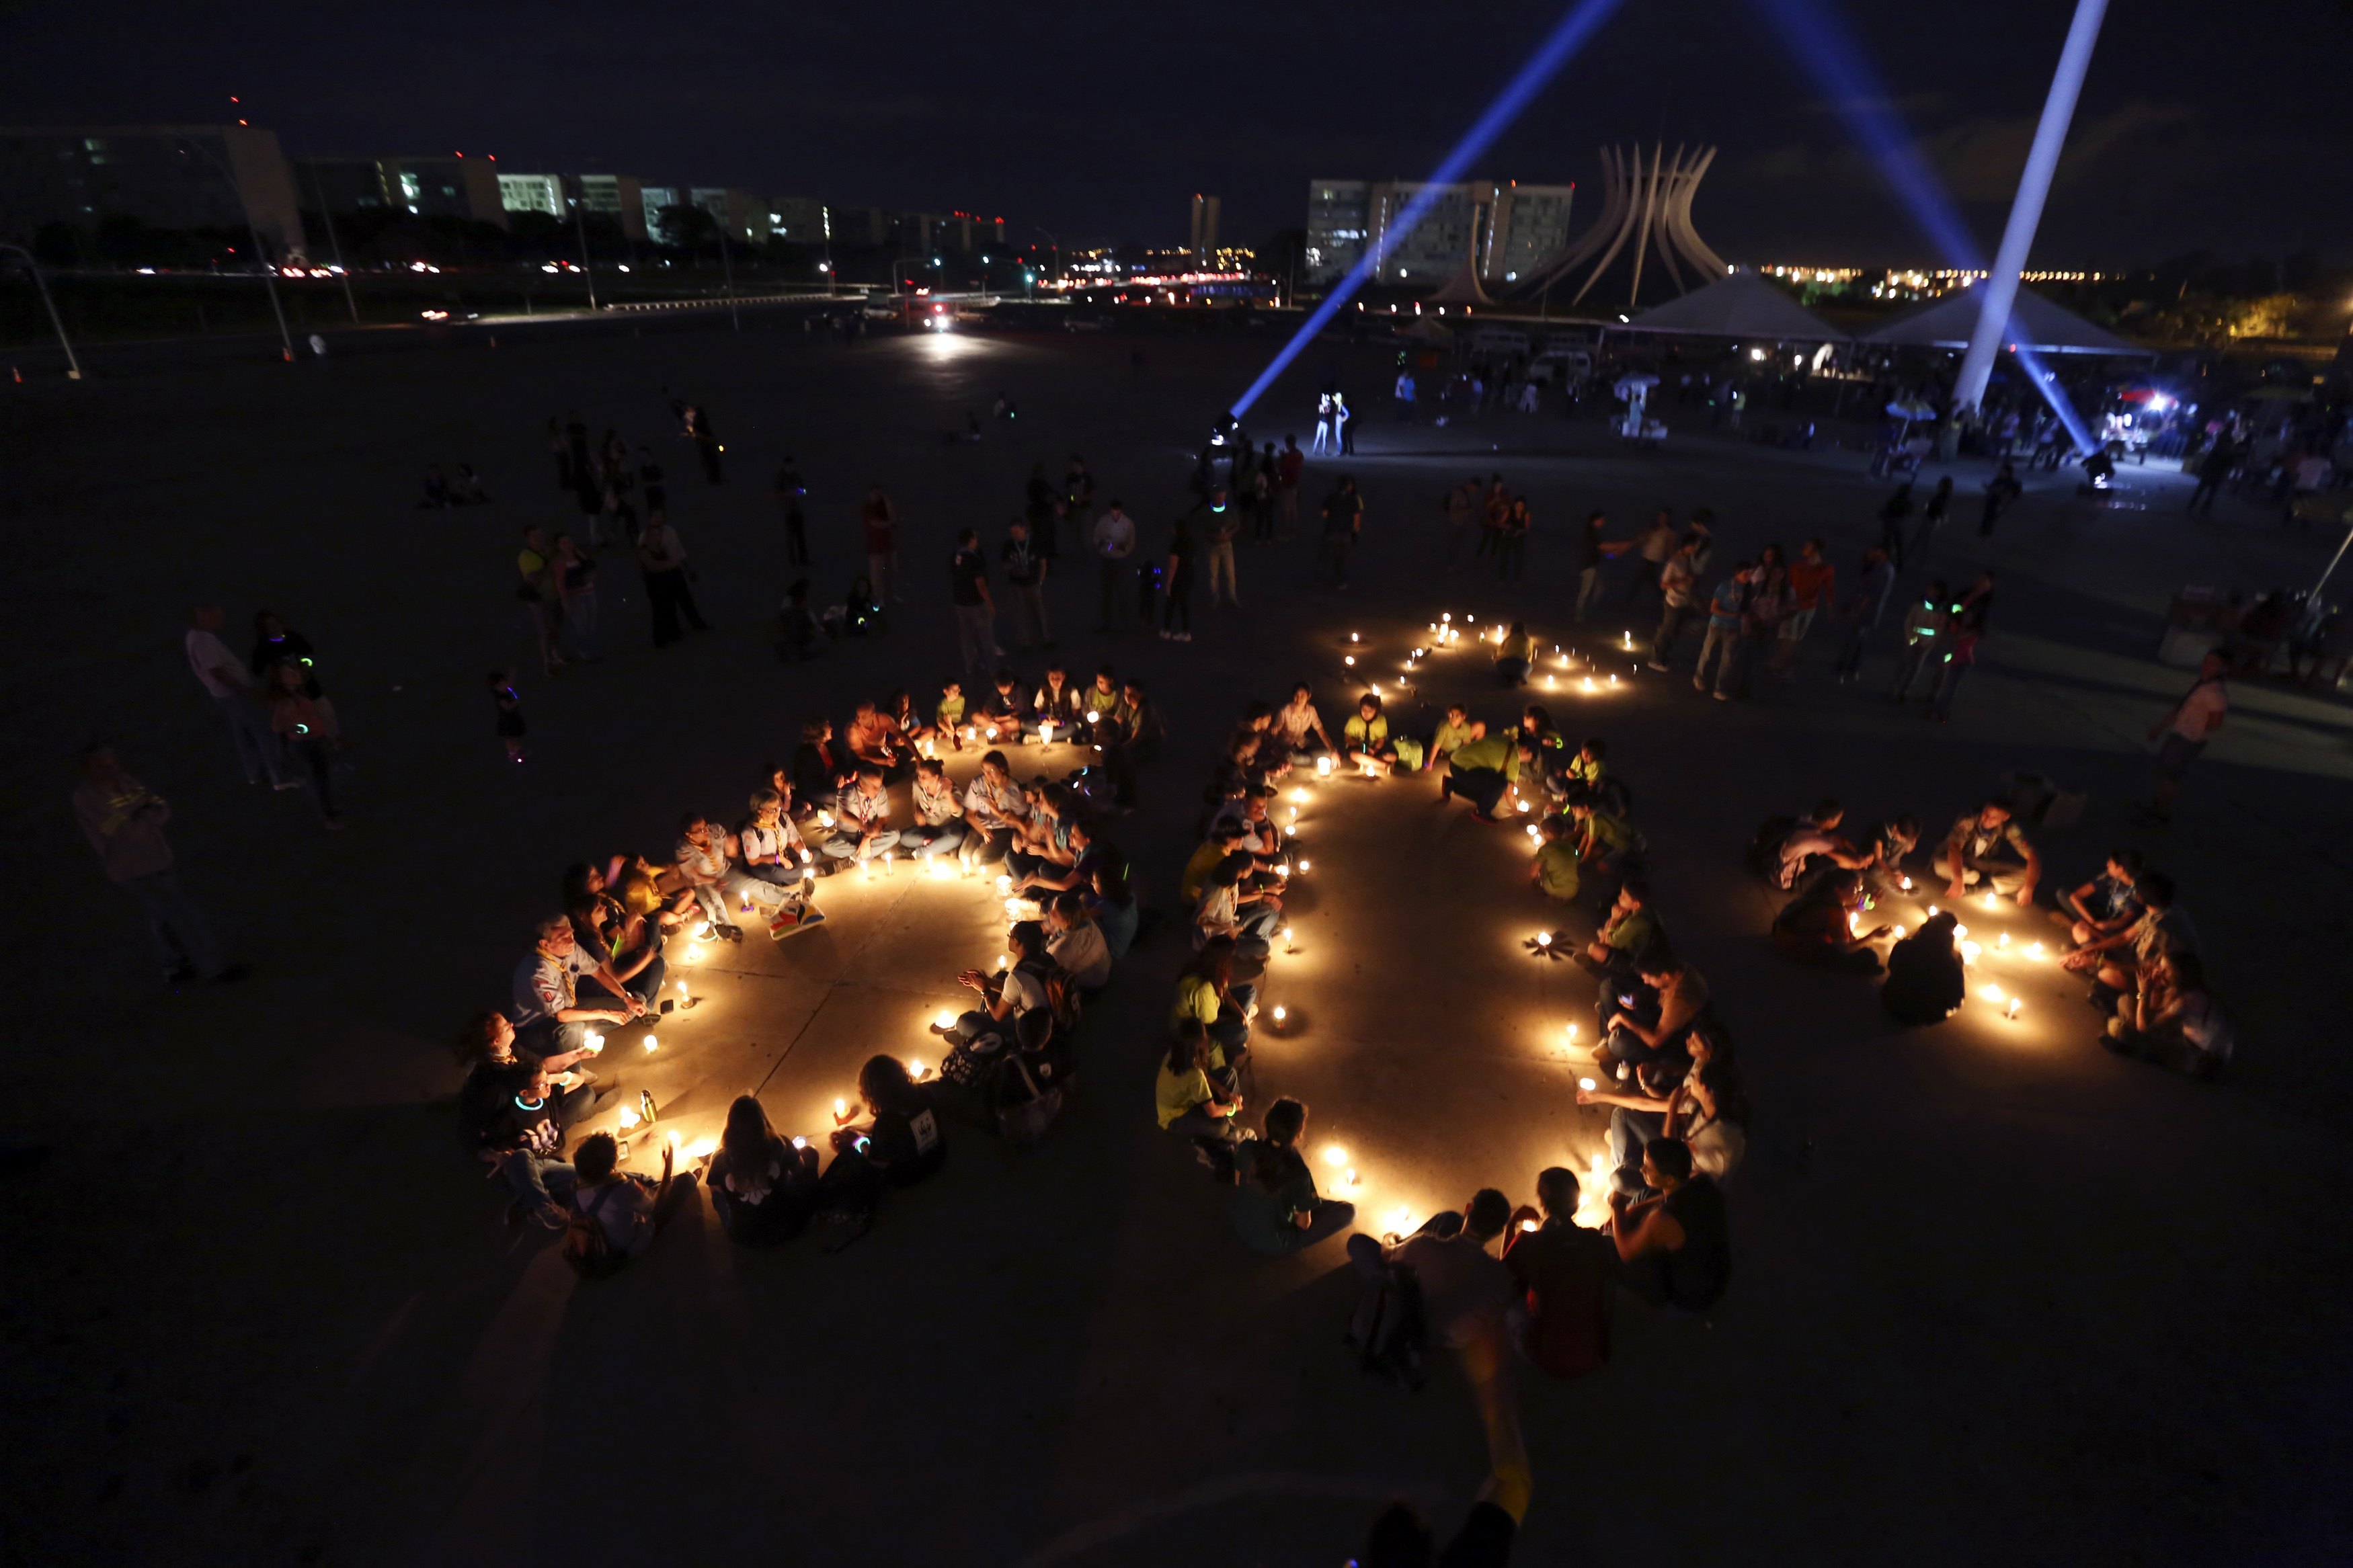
[899,758,967,862]
[566,1130,700,1272]
[844,700,914,782]
[473,1059,582,1229]
[735,789,822,925]
[1193,853,1282,959]
[1595,948,1710,1081]
[1502,1166,1616,1379]
[1583,1028,1749,1197]
[1341,694,1399,776]
[1567,791,1642,882]
[706,1096,822,1246]
[959,750,1029,866]
[563,886,673,1005]
[1155,1021,1242,1161]
[1881,911,1966,1024]
[1033,663,1084,734]
[1605,1137,1730,1313]
[934,679,970,750]
[815,1056,947,1239]
[2065,872,2197,1015]
[674,814,750,934]
[1231,1098,1355,1255]
[1772,870,1890,971]
[1172,936,1258,1073]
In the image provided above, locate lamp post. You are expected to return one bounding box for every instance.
[177,135,294,361]
[0,242,83,379]
[570,186,600,311]
[1952,0,2109,415]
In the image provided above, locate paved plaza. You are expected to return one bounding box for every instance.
[7,319,2352,1565]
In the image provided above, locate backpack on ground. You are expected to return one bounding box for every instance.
[994,1053,1064,1147]
[561,1184,627,1280]
[1348,1262,1430,1391]
[1744,815,1798,881]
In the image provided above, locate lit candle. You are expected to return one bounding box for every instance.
[1960,941,1981,962]
[1520,1218,1540,1233]
[935,1007,957,1029]
[1545,675,1557,690]
[1316,757,1332,777]
[1564,1024,1579,1044]
[1386,1205,1415,1233]
[1350,632,1360,643]
[1344,655,1355,667]
[995,954,1007,970]
[818,812,834,827]
[641,1034,659,1052]
[1578,1076,1597,1091]
[686,944,705,962]
[1979,984,2004,1003]
[1271,1005,1287,1025]
[686,1137,716,1160]
[908,1059,927,1080]
[676,980,689,995]
[585,1032,604,1050]
[1890,924,1906,939]
[1289,788,1308,804]
[1997,932,2009,949]
[2028,942,2044,958]
[1582,677,1596,693]
[1342,1168,1358,1190]
[1900,876,1913,891]
[1298,859,1311,872]
[2005,997,2023,1020]
[1536,931,1552,947]
[834,1096,848,1118]
[616,1106,641,1130]
[791,1135,808,1149]
[1622,631,1633,651]
[1952,923,1967,940]
[1323,1146,1347,1165]
[1985,893,2000,911]
[1040,721,1055,745]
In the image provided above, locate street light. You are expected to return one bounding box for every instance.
[0,242,83,379]
[174,135,294,361]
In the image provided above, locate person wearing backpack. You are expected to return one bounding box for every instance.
[938,920,1057,1048]
[564,1130,698,1276]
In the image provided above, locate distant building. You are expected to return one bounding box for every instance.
[497,173,565,218]
[0,124,307,258]
[573,173,648,241]
[765,196,828,245]
[1303,177,1574,288]
[294,155,506,228]
[1189,193,1220,255]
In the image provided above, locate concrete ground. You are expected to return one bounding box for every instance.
[5,319,2351,1567]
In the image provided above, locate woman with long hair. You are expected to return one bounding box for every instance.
[1172,934,1256,1075]
[706,1094,820,1245]
[817,1054,949,1232]
[1232,1098,1355,1254]
[263,661,343,829]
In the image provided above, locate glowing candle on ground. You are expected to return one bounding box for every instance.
[935,1008,957,1029]
[617,1106,641,1130]
[1323,1146,1348,1166]
[1564,1024,1579,1044]
[1316,757,1333,777]
[1985,893,2001,910]
[585,1033,604,1050]
[1900,876,1913,891]
[676,980,689,995]
[2028,942,2045,958]
[642,1034,659,1052]
[1952,923,1968,940]
[1350,632,1360,643]
[2005,997,2023,1020]
[1979,984,2005,1003]
[1387,1206,1415,1233]
[996,874,1013,892]
[1289,788,1308,804]
[1521,1218,1540,1233]
[1271,1005,1287,1025]
[908,1059,927,1080]
[1997,932,2009,949]
[1961,941,1982,962]
[1344,655,1355,667]
[1891,924,1906,940]
[1536,931,1552,948]
[687,944,705,962]
[1298,860,1311,872]
[1582,677,1596,693]
[687,1137,716,1160]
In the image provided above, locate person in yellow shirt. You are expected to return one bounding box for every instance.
[1427,703,1482,770]
[1169,935,1257,1067]
[1342,694,1398,776]
[1181,823,1250,904]
[935,679,969,749]
[1570,792,1641,878]
[1442,732,1528,819]
[1530,815,1582,901]
[1494,620,1537,686]
[1155,1021,1242,1149]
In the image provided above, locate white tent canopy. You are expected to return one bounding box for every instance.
[1618,272,1843,341]
[1862,285,2147,356]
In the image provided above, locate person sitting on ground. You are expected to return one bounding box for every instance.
[1568,789,1640,872]
[513,913,647,1061]
[1582,1024,1749,1195]
[1581,878,1661,979]
[1220,788,1292,875]
[1232,1098,1356,1255]
[1349,1188,1517,1352]
[735,790,825,934]
[1938,799,2042,906]
[587,852,696,934]
[1858,814,1921,903]
[1606,1137,1730,1312]
[1595,947,1710,1081]
[1530,814,1582,902]
[1016,815,1103,898]
[1045,889,1112,990]
[471,1058,584,1228]
[938,920,1053,1048]
[978,667,1031,743]
[1773,798,1872,891]
[1274,682,1337,761]
[2104,951,2232,1080]
[1082,665,1123,725]
[959,749,1029,864]
[563,888,671,1005]
[1156,1020,1243,1150]
[1103,677,1165,802]
[824,766,902,866]
[1881,910,1966,1024]
[1565,736,1608,793]
[817,1055,947,1233]
[792,718,856,817]
[2065,871,2196,1014]
[1172,934,1259,1069]
[460,1008,617,1142]
[1090,848,1140,958]
[1502,1165,1617,1380]
[1033,662,1084,734]
[1772,869,1890,971]
[935,679,969,749]
[2060,848,2145,947]
[1427,703,1481,770]
[1493,620,1537,686]
[675,811,761,930]
[1440,729,1523,820]
[1000,781,1070,882]
[567,1130,699,1272]
[1342,694,1400,776]
[901,757,966,862]
[705,1094,822,1245]
[883,688,932,753]
[1183,821,1252,905]
[844,700,912,780]
[1194,851,1283,958]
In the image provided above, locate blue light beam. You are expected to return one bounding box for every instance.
[1228,0,1628,421]
[1750,0,2098,454]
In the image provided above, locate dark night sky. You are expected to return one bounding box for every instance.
[9,0,2350,267]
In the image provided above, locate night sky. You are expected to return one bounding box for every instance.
[9,0,2349,266]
